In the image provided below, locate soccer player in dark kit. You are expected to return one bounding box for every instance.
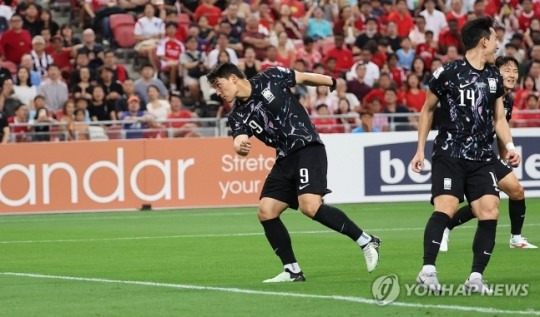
[410,17,521,294]
[440,56,537,251]
[207,62,381,283]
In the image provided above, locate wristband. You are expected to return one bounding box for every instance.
[505,142,516,151]
[330,78,337,92]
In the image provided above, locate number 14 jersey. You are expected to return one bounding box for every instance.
[428,58,505,161]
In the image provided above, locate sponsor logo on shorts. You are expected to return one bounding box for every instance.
[444,178,452,190]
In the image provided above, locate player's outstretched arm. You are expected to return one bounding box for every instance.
[294,71,335,90]
[494,97,521,167]
[411,89,439,173]
[233,134,251,156]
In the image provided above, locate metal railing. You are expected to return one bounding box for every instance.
[7,110,540,143]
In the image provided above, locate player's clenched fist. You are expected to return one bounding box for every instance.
[411,152,425,173]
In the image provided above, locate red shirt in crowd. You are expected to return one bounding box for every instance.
[168,110,193,128]
[324,46,354,73]
[0,29,32,64]
[518,10,537,32]
[194,4,222,27]
[85,0,109,11]
[157,37,185,61]
[364,89,386,108]
[445,11,467,30]
[261,60,285,70]
[389,66,406,88]
[372,51,388,69]
[438,29,461,49]
[113,65,128,83]
[386,11,414,38]
[416,43,437,70]
[50,48,72,71]
[403,90,427,112]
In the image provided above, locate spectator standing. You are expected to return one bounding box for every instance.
[0,14,32,64]
[420,0,448,39]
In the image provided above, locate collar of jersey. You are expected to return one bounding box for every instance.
[464,57,485,73]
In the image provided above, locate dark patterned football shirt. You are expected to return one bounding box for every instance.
[428,58,505,161]
[228,67,323,159]
[503,93,513,122]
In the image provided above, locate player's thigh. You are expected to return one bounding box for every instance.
[470,195,499,220]
[498,172,525,200]
[466,162,500,220]
[258,197,289,221]
[431,157,466,214]
[259,160,298,214]
[433,195,460,216]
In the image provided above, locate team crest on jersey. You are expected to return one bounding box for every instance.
[488,78,497,93]
[433,66,444,79]
[262,88,276,103]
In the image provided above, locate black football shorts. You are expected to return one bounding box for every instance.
[260,143,331,209]
[431,156,500,204]
[493,156,513,181]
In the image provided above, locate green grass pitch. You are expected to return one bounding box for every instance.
[1,199,539,316]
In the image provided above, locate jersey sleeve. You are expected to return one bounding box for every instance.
[228,112,252,138]
[427,63,449,99]
[264,67,297,88]
[495,72,505,99]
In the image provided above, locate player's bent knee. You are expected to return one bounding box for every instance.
[433,195,459,216]
[258,207,279,221]
[299,202,321,218]
[508,184,525,200]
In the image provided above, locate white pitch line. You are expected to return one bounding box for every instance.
[0,223,536,245]
[1,272,539,316]
[0,211,255,223]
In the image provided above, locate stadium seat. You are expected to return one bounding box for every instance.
[109,14,135,31]
[177,13,191,34]
[109,14,137,60]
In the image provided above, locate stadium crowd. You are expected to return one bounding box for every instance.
[0,0,539,143]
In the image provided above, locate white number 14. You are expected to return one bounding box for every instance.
[459,89,475,107]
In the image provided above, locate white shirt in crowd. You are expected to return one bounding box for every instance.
[420,9,448,40]
[347,61,380,88]
[14,85,37,106]
[207,48,239,68]
[134,16,165,38]
[146,100,171,122]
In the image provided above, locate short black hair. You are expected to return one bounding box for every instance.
[166,21,178,29]
[47,63,60,71]
[461,17,494,51]
[170,93,182,101]
[495,55,519,69]
[207,63,246,86]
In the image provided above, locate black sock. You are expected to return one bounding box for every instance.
[312,204,363,241]
[423,211,451,266]
[260,218,297,265]
[472,220,497,274]
[448,205,475,230]
[509,199,526,236]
